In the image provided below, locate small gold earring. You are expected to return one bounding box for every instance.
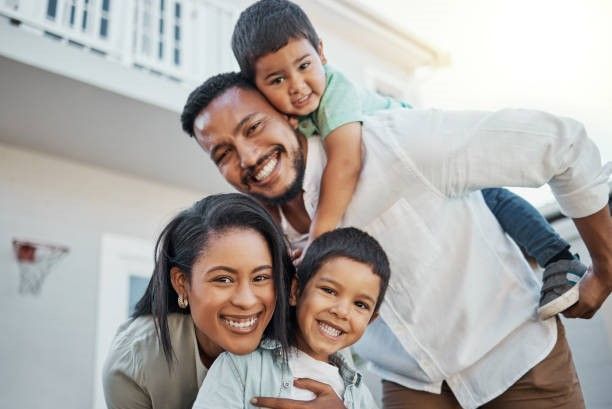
[178,294,189,308]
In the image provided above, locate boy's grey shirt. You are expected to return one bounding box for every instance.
[191,340,378,409]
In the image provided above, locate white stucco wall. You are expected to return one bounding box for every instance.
[0,143,204,409]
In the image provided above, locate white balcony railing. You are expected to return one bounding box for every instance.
[1,0,239,85]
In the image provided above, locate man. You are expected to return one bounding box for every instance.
[181,72,612,409]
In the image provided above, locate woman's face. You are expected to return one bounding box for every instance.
[181,227,276,358]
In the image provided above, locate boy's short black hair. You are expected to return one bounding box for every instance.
[180,72,255,137]
[297,227,391,313]
[231,0,320,79]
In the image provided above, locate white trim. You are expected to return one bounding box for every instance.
[92,233,153,409]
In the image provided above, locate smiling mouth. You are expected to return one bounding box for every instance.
[222,313,261,333]
[254,151,279,182]
[292,93,312,108]
[317,320,344,339]
[244,149,280,186]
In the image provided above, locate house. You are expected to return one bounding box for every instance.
[0,1,443,408]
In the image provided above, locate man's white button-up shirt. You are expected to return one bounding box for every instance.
[281,108,610,408]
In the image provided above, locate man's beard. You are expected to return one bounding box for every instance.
[249,149,306,207]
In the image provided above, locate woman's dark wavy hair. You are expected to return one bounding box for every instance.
[132,193,295,368]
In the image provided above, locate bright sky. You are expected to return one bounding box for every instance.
[362,0,612,206]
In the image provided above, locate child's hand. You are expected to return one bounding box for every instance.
[291,247,304,265]
[250,378,346,409]
[293,237,316,266]
[287,115,300,129]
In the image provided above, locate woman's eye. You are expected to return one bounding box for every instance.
[299,61,311,70]
[253,274,271,282]
[213,276,232,284]
[321,287,336,295]
[270,77,284,85]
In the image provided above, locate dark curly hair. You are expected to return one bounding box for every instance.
[180,72,255,138]
[231,0,320,79]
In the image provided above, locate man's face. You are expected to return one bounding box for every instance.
[193,87,305,205]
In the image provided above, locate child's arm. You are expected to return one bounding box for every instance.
[310,122,362,239]
[481,188,572,267]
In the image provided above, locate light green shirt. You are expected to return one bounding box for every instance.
[192,340,378,409]
[102,313,207,409]
[298,64,411,139]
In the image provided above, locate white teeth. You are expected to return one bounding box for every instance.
[254,155,278,181]
[319,322,342,337]
[224,316,258,329]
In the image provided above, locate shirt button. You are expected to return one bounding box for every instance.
[282,381,291,389]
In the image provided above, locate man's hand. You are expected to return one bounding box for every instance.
[564,205,612,319]
[250,378,346,409]
[563,264,612,319]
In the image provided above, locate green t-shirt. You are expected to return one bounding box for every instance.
[298,64,411,139]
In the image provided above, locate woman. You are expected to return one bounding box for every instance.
[102,193,294,409]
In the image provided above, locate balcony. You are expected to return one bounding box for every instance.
[1,0,240,86]
[0,0,441,193]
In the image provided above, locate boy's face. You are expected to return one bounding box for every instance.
[254,37,327,117]
[291,256,381,362]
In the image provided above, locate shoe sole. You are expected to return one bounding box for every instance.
[537,280,581,320]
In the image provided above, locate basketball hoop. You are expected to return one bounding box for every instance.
[12,239,69,295]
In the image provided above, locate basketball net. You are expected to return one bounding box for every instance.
[12,240,69,295]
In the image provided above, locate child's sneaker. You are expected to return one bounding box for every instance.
[537,256,588,320]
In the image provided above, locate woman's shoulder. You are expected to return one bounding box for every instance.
[104,313,194,376]
[111,313,191,346]
[103,314,201,408]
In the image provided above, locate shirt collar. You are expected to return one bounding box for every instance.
[259,339,362,387]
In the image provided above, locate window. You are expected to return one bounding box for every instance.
[173,2,181,66]
[82,0,90,31]
[99,0,111,38]
[69,1,76,26]
[46,0,58,20]
[158,0,165,58]
[141,0,153,55]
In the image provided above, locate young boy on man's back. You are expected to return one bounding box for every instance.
[227,0,587,318]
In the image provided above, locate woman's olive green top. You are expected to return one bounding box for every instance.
[103,313,207,409]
